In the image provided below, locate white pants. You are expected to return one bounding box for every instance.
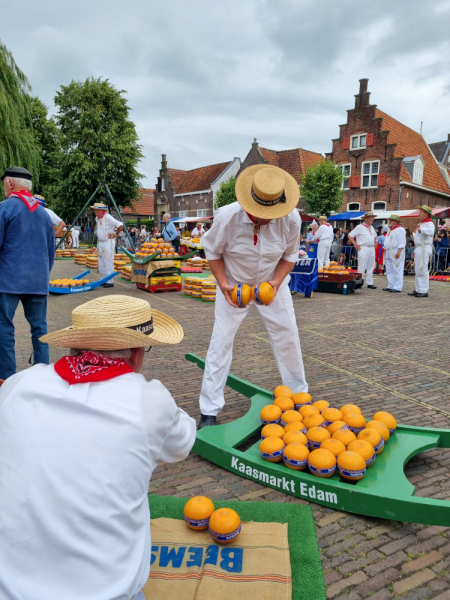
[72,236,79,248]
[317,239,332,269]
[98,239,116,283]
[414,245,432,293]
[357,246,375,286]
[385,250,405,291]
[199,284,308,416]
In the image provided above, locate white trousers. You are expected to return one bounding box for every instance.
[414,245,432,293]
[317,239,332,269]
[199,285,308,416]
[357,246,375,286]
[97,239,116,283]
[72,236,79,248]
[385,251,405,291]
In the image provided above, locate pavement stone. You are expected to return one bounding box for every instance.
[11,263,450,599]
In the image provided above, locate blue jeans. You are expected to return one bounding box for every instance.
[0,293,49,380]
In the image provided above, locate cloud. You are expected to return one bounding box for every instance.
[2,0,449,186]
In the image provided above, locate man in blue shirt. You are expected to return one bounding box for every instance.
[0,167,55,383]
[161,213,178,246]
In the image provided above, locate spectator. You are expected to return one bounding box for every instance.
[331,228,341,261]
[306,223,318,242]
[181,225,191,238]
[140,224,147,237]
[375,225,389,274]
[191,222,206,238]
[86,224,91,234]
[405,228,414,244]
[340,239,356,266]
[173,225,181,253]
[435,230,449,271]
[405,240,415,272]
[161,213,178,246]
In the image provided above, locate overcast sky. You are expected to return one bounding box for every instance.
[2,0,449,187]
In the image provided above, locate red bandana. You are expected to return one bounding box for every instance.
[54,351,133,384]
[387,225,401,236]
[246,212,260,245]
[421,218,433,223]
[10,190,40,212]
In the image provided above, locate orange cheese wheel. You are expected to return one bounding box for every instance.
[320,438,346,458]
[357,428,384,455]
[332,429,357,447]
[283,443,309,471]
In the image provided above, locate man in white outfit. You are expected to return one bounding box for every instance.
[408,205,435,298]
[383,215,406,293]
[348,212,378,289]
[71,226,80,248]
[0,294,196,600]
[198,164,308,429]
[312,215,334,268]
[35,195,66,244]
[92,202,123,288]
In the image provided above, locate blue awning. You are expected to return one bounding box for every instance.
[329,211,365,221]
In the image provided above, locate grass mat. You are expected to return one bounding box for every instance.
[148,494,325,600]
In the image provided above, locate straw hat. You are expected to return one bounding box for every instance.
[388,214,401,222]
[318,215,328,221]
[235,165,299,219]
[91,202,108,210]
[40,295,183,350]
[417,205,432,215]
[363,211,377,218]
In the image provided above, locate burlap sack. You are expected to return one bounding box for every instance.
[131,260,178,284]
[143,518,292,600]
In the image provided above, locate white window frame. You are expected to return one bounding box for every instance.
[340,163,351,190]
[197,209,208,217]
[178,210,188,218]
[413,159,424,185]
[347,202,361,211]
[350,134,367,150]
[361,160,380,189]
[372,201,386,211]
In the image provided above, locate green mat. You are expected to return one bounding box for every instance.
[148,494,325,600]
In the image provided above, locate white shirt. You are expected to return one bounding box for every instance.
[202,202,301,289]
[385,226,406,255]
[45,207,62,228]
[96,213,123,242]
[312,223,334,242]
[349,223,377,247]
[0,364,196,600]
[191,226,205,237]
[414,220,435,245]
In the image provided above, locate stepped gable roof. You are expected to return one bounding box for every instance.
[258,147,323,183]
[169,162,231,194]
[168,169,187,190]
[122,188,154,215]
[375,109,450,195]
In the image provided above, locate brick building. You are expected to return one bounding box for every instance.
[238,139,323,211]
[119,188,155,223]
[326,79,450,214]
[154,154,241,222]
[429,134,450,188]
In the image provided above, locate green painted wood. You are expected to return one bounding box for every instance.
[186,352,450,526]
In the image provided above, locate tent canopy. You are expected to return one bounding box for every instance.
[170,216,213,224]
[402,207,450,219]
[329,211,365,221]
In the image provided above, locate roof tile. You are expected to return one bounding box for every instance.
[122,188,155,215]
[258,147,323,183]
[169,162,231,194]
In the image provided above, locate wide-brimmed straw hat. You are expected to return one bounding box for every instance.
[40,295,183,350]
[235,165,299,219]
[417,205,433,215]
[91,202,108,210]
[318,215,328,221]
[388,214,401,222]
[363,211,377,218]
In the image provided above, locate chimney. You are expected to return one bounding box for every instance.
[447,133,450,143]
[252,138,259,149]
[355,78,370,109]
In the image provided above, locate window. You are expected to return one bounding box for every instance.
[340,164,351,190]
[197,209,208,217]
[347,203,361,211]
[403,155,425,185]
[372,202,386,211]
[361,161,380,188]
[178,211,188,218]
[351,134,367,150]
[413,161,424,185]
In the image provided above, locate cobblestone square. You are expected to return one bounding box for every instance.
[13,260,450,599]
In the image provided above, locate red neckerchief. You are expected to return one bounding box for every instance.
[387,225,400,237]
[54,351,133,384]
[324,223,330,226]
[363,223,372,230]
[10,190,40,212]
[421,218,433,223]
[246,212,260,245]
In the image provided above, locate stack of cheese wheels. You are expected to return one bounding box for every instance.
[86,254,99,270]
[121,265,132,280]
[55,249,64,257]
[192,256,203,268]
[62,249,71,258]
[183,276,195,295]
[70,248,78,256]
[202,259,209,270]
[74,254,86,265]
[202,280,216,302]
[191,278,203,298]
[114,259,127,271]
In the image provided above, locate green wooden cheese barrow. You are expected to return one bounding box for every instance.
[186,353,450,526]
[119,248,199,265]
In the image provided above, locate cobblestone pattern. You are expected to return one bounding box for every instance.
[12,261,450,598]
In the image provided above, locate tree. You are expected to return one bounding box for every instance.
[214,176,237,210]
[299,159,344,216]
[0,40,39,194]
[53,77,143,220]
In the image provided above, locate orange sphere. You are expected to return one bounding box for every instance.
[306,426,331,450]
[284,421,307,435]
[260,405,282,425]
[261,423,285,440]
[252,281,274,305]
[327,421,349,436]
[283,430,308,446]
[366,420,390,442]
[373,411,397,434]
[232,283,252,307]
[321,408,344,425]
[348,439,376,467]
[184,496,215,530]
[308,448,336,478]
[292,392,312,410]
[343,413,367,434]
[357,428,384,455]
[259,437,285,463]
[303,414,325,430]
[313,400,330,413]
[332,429,357,447]
[209,508,241,544]
[283,443,310,470]
[320,438,346,458]
[300,405,319,419]
[273,396,295,412]
[337,451,366,481]
[340,404,362,416]
[273,385,293,399]
[281,410,302,427]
